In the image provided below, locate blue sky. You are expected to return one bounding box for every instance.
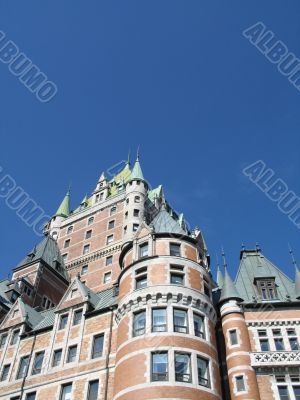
[0,1,300,283]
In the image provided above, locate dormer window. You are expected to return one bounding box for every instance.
[256,278,277,300]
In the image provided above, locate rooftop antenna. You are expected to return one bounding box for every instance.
[288,243,298,269]
[221,246,228,270]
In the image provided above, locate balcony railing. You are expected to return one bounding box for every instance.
[251,351,300,367]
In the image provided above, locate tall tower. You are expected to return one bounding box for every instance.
[123,156,148,243]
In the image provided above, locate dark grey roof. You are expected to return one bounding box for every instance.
[235,250,296,303]
[0,280,11,309]
[21,300,43,328]
[151,205,186,235]
[31,309,55,332]
[219,268,243,303]
[15,236,68,280]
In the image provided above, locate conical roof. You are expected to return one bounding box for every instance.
[219,268,243,304]
[216,264,224,288]
[129,157,144,182]
[55,191,70,218]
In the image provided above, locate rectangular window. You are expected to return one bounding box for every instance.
[10,330,20,345]
[25,394,36,400]
[174,309,188,333]
[108,220,115,230]
[133,311,146,337]
[67,345,77,363]
[275,338,285,351]
[31,351,44,375]
[106,235,113,245]
[83,244,90,255]
[152,309,167,332]
[0,334,7,349]
[88,217,94,225]
[258,330,267,337]
[260,339,270,352]
[287,328,296,336]
[139,243,148,258]
[81,265,88,275]
[194,314,205,338]
[152,352,168,381]
[136,275,147,289]
[197,357,210,387]
[1,364,10,381]
[170,243,181,257]
[52,349,62,367]
[170,272,184,285]
[103,271,112,283]
[236,375,246,392]
[85,230,92,239]
[290,337,299,351]
[229,329,238,346]
[64,239,70,248]
[278,386,289,400]
[92,335,104,359]
[133,209,140,217]
[60,383,72,400]
[133,223,139,232]
[175,353,191,382]
[293,387,300,400]
[87,380,99,400]
[110,207,116,215]
[256,278,278,300]
[59,314,68,330]
[17,356,29,379]
[106,256,113,266]
[73,309,83,326]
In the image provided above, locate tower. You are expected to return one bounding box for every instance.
[46,190,70,239]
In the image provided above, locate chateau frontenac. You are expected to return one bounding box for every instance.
[0,158,299,400]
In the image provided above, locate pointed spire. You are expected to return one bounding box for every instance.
[99,171,106,181]
[219,247,243,304]
[289,244,300,300]
[80,194,88,206]
[129,155,145,182]
[216,255,223,288]
[55,190,70,218]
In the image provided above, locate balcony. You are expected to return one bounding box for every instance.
[251,351,300,368]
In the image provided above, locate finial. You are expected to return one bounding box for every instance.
[241,243,245,251]
[255,242,261,252]
[127,149,131,165]
[136,145,140,160]
[67,182,72,195]
[288,243,298,269]
[221,246,227,269]
[216,254,220,268]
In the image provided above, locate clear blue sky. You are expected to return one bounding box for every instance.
[0,1,300,283]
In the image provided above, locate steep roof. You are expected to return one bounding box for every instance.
[128,157,144,182]
[55,191,70,218]
[148,185,163,203]
[216,265,223,288]
[0,280,12,309]
[151,205,186,235]
[235,250,296,303]
[219,268,243,304]
[15,236,68,280]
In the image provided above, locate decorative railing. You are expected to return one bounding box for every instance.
[251,351,300,367]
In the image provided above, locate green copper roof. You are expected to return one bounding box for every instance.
[216,265,224,288]
[55,191,70,218]
[129,157,144,182]
[151,204,186,235]
[148,185,163,203]
[219,268,243,304]
[235,250,296,303]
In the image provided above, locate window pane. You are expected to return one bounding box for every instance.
[139,243,148,258]
[236,376,245,392]
[32,352,44,375]
[11,330,20,345]
[290,338,299,351]
[197,357,210,387]
[1,364,10,381]
[133,311,146,336]
[170,243,181,257]
[60,384,72,400]
[194,314,205,338]
[73,310,83,326]
[136,276,147,289]
[260,339,270,352]
[171,273,184,285]
[275,338,285,351]
[174,309,188,333]
[59,315,68,330]
[25,393,36,400]
[152,353,168,381]
[293,387,300,400]
[278,386,290,400]
[230,330,238,345]
[152,309,167,332]
[92,335,104,359]
[67,346,77,363]
[17,357,29,379]
[175,353,191,382]
[88,381,99,400]
[53,350,62,367]
[0,334,7,349]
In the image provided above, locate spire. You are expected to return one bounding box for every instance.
[216,255,223,288]
[219,248,243,304]
[55,190,70,218]
[80,194,88,206]
[129,155,145,182]
[289,244,300,300]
